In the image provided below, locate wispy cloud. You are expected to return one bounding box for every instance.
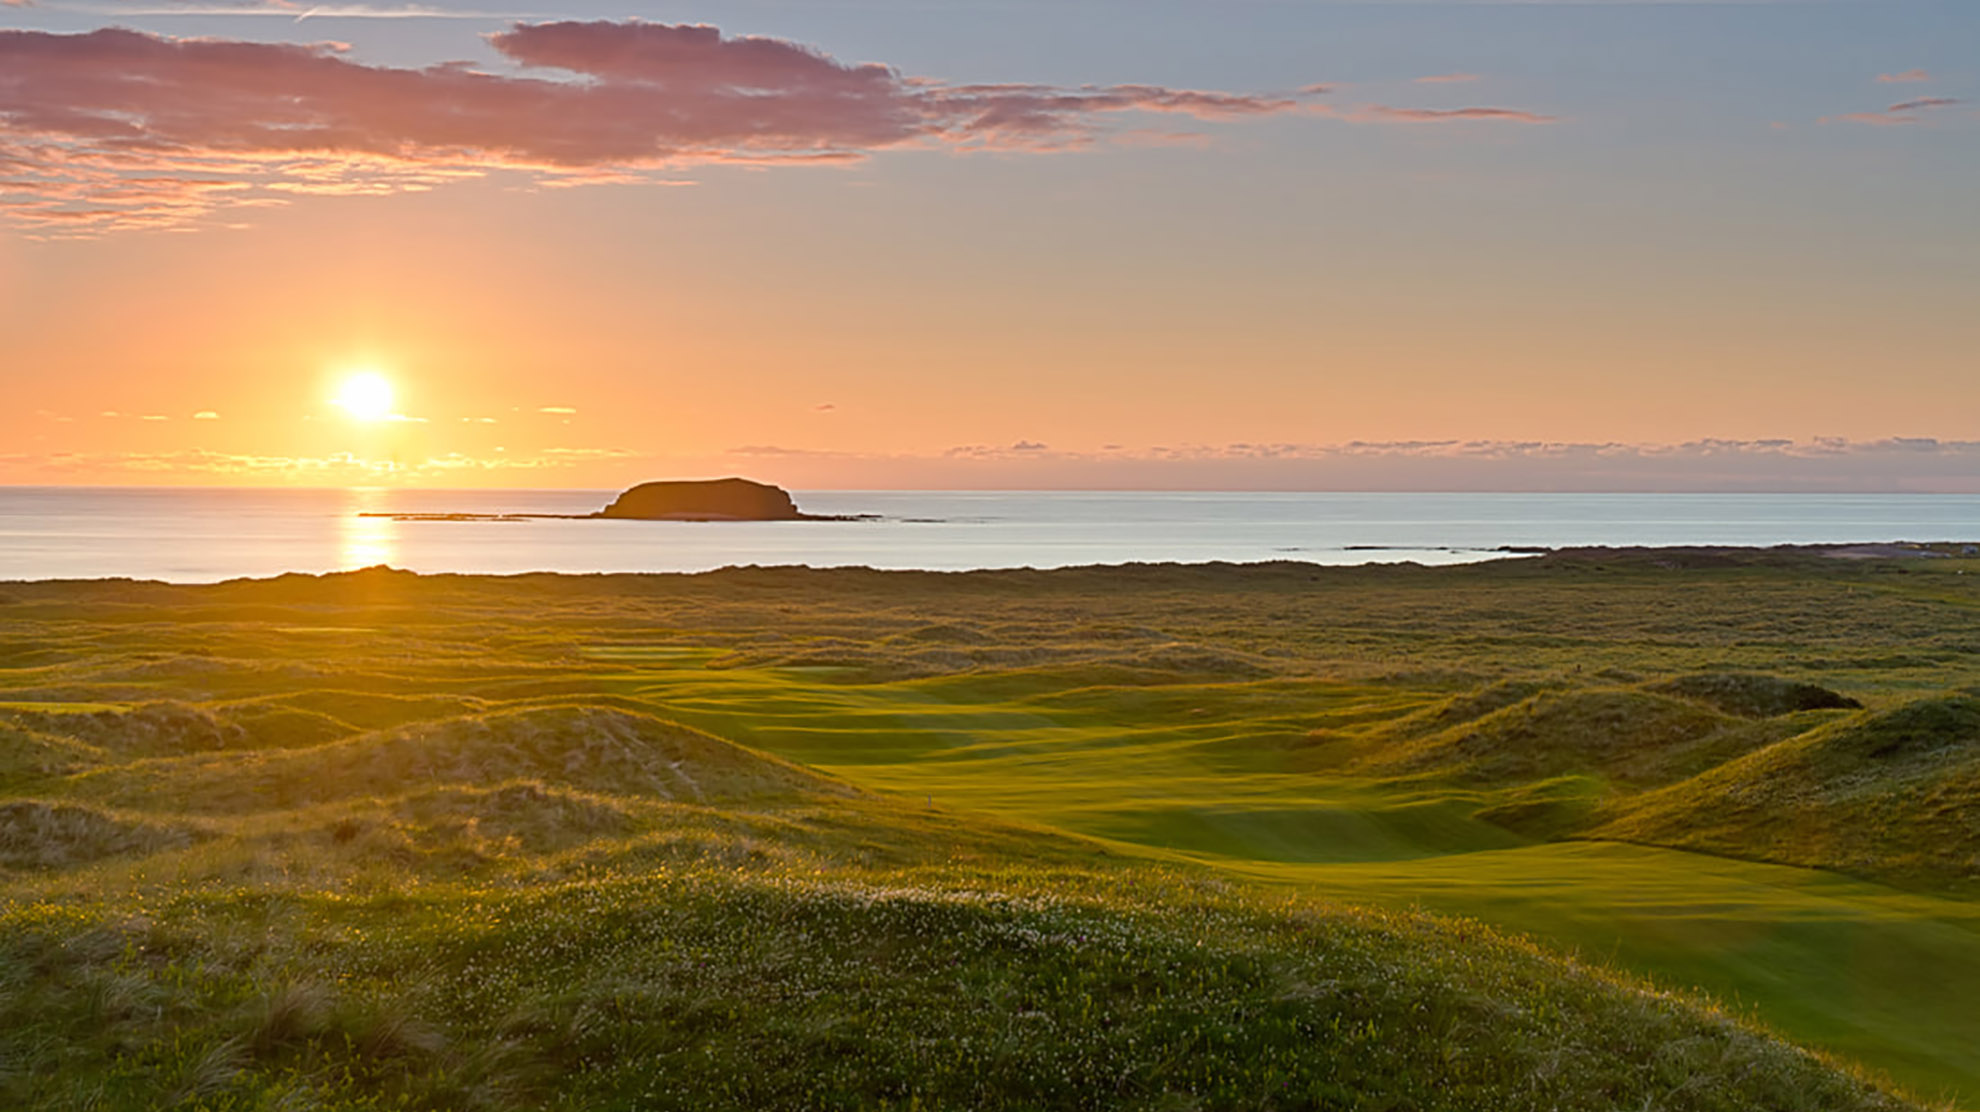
[537,406,578,415]
[1888,97,1962,113]
[1876,69,1931,84]
[1821,96,1964,126]
[4,447,644,480]
[49,438,1950,491]
[725,438,1980,494]
[537,447,637,460]
[1324,105,1555,125]
[0,22,1341,236]
[1414,73,1481,85]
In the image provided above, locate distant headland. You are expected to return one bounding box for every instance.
[366,478,871,523]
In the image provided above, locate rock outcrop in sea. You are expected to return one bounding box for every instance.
[596,478,804,521]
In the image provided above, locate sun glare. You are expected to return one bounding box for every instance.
[333,371,395,422]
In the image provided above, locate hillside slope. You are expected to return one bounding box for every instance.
[0,694,1917,1110]
[1592,694,1980,887]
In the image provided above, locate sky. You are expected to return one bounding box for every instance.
[1,0,1976,491]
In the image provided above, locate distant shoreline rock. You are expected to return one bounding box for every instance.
[596,478,805,522]
[1527,542,1958,567]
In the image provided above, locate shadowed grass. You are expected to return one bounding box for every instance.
[0,799,203,871]
[1594,695,1980,887]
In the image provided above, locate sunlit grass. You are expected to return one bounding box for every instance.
[1,552,1976,1107]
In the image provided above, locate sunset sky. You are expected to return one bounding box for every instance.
[2,1,1975,491]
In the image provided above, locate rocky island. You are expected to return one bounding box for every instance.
[366,478,865,523]
[596,477,805,521]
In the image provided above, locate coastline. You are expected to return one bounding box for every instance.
[0,540,1971,589]
[5,486,1979,583]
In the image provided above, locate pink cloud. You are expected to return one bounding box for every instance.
[1821,112,1915,127]
[0,23,1562,237]
[1876,69,1930,84]
[0,22,1323,235]
[920,82,1305,150]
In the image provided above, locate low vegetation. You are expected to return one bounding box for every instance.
[1593,694,1980,885]
[2,548,1976,1107]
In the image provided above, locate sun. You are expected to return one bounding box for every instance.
[333,371,395,422]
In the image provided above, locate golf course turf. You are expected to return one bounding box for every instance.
[2,548,1975,1108]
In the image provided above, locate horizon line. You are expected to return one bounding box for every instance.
[2,482,1979,496]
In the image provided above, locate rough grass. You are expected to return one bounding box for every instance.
[1355,688,1747,784]
[259,689,494,730]
[2,554,1978,1106]
[0,826,1919,1111]
[1650,672,1863,718]
[3,700,247,757]
[387,782,637,854]
[0,722,103,786]
[0,800,201,871]
[1593,695,1980,887]
[67,704,856,816]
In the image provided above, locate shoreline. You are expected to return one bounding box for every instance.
[6,489,1976,584]
[0,541,1972,588]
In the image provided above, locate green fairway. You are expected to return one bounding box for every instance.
[1287,844,1980,1106]
[608,659,1980,1105]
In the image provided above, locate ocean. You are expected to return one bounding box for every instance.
[0,487,1973,583]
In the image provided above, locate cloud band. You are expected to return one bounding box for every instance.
[0,21,1552,236]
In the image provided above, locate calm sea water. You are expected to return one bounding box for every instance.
[0,487,1973,583]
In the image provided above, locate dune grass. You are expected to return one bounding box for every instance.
[2,551,1977,1107]
[3,846,1910,1111]
[1590,694,1980,885]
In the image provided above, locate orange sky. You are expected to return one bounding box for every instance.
[3,6,1976,490]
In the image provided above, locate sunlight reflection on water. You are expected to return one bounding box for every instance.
[338,489,398,570]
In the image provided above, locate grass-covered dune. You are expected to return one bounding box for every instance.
[3,548,1978,1108]
[0,772,1907,1111]
[1591,694,1980,882]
